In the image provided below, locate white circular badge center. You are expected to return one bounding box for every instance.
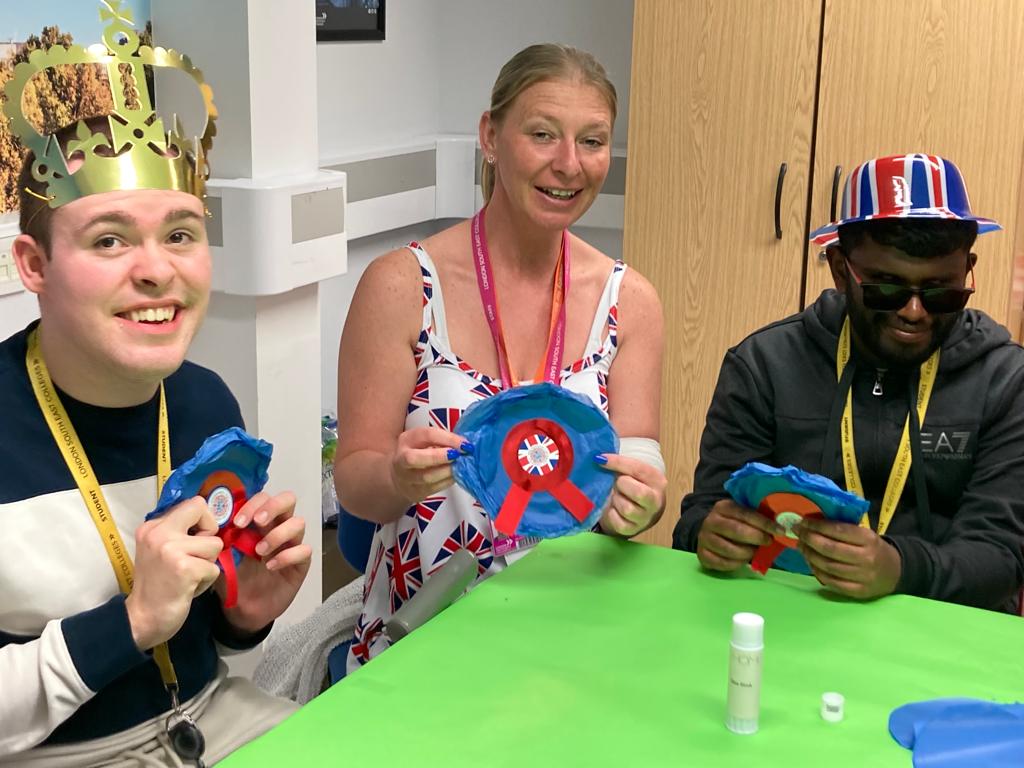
[208,486,234,526]
[775,510,803,539]
[528,445,549,463]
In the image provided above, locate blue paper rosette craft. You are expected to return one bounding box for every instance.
[452,382,619,539]
[147,427,273,607]
[724,463,869,575]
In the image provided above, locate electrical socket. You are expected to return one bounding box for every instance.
[0,235,23,296]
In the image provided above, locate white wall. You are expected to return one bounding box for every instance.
[436,0,633,148]
[0,288,38,336]
[316,0,634,160]
[316,0,441,160]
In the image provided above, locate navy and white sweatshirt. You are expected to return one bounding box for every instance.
[0,323,264,755]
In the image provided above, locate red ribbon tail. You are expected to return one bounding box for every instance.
[233,528,262,558]
[218,549,239,609]
[750,540,787,575]
[495,484,531,536]
[549,480,593,522]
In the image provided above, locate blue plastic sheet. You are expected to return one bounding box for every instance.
[146,427,273,564]
[725,463,869,574]
[889,698,1024,767]
[453,383,618,538]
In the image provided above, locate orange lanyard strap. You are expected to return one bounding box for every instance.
[25,328,179,690]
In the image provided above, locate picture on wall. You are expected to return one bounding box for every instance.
[316,0,385,42]
[0,0,151,216]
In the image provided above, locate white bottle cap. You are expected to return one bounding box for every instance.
[731,612,764,649]
[821,692,845,722]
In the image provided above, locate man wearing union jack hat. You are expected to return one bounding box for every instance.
[676,154,1024,613]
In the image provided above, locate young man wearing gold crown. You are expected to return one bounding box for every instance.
[676,154,1024,614]
[0,4,309,766]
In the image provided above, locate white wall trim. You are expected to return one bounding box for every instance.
[323,134,625,239]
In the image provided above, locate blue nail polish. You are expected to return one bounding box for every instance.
[460,441,475,455]
[594,454,608,465]
[446,448,460,461]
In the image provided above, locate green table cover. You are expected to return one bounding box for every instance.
[222,533,1024,766]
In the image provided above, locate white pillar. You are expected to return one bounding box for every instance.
[152,0,328,667]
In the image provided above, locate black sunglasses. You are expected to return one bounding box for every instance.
[844,258,975,314]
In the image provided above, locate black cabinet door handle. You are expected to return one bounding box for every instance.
[774,162,787,240]
[830,164,842,222]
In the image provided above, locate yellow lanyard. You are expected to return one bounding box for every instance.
[837,318,939,535]
[25,328,179,690]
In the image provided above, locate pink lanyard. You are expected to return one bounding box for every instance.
[471,208,570,388]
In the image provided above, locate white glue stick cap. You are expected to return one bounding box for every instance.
[821,692,845,722]
[731,612,764,649]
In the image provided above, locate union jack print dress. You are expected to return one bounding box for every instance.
[348,244,626,673]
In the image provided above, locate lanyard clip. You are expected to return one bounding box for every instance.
[164,683,207,766]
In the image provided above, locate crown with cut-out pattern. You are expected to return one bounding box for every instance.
[2,0,217,208]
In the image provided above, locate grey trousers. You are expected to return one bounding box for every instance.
[0,663,298,767]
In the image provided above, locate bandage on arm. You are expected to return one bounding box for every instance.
[618,436,666,475]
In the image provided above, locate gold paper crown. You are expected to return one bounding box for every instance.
[2,0,217,208]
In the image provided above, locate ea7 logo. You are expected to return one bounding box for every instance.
[919,431,971,455]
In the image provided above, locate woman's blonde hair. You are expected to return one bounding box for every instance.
[481,43,617,203]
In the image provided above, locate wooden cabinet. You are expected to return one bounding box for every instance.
[625,0,1024,548]
[804,0,1024,324]
[625,0,821,547]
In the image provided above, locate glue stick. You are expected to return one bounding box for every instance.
[726,612,764,734]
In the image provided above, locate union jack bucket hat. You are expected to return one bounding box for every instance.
[810,154,1001,248]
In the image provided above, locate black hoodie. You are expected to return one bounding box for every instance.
[675,289,1024,613]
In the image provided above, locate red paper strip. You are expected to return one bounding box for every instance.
[749,492,823,575]
[495,484,532,536]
